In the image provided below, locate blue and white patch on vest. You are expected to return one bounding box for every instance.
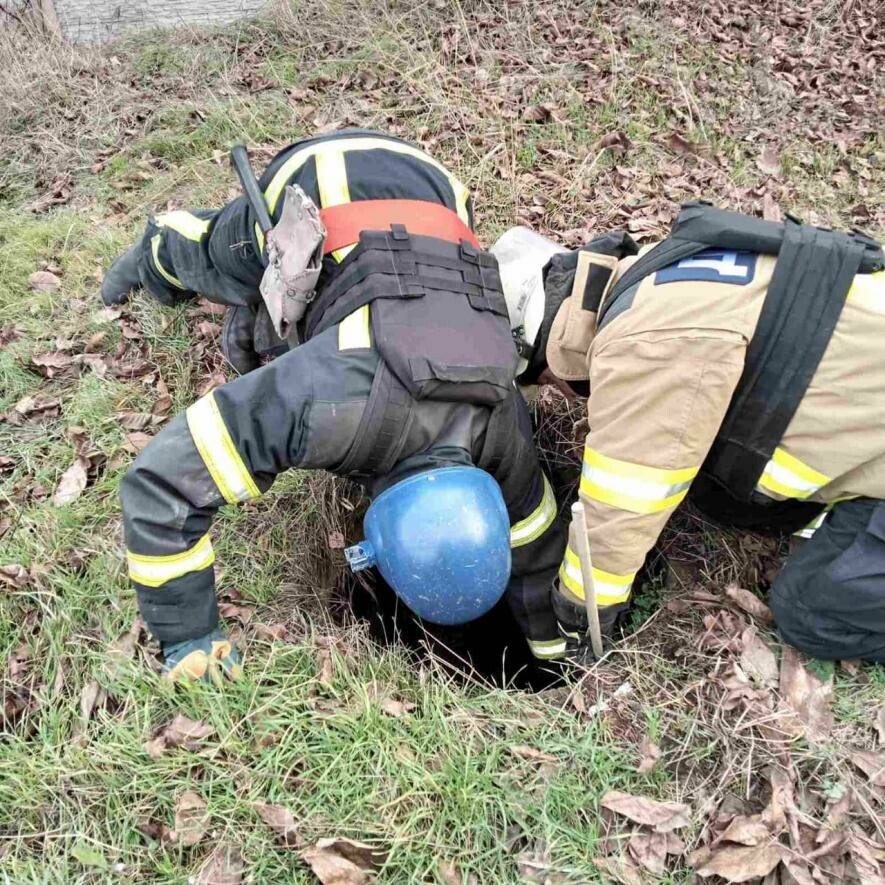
[655,249,758,286]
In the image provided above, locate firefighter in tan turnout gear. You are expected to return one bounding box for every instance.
[493,203,885,664]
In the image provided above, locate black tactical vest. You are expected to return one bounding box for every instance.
[302,226,519,474]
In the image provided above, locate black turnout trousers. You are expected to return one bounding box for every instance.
[770,497,885,663]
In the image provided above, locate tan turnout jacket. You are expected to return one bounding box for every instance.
[548,247,885,611]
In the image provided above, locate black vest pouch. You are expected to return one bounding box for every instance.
[310,227,518,407]
[373,231,516,406]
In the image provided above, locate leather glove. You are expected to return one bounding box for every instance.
[161,629,242,685]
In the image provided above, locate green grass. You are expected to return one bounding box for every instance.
[0,0,883,880]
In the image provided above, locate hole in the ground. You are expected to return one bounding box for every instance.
[341,570,568,692]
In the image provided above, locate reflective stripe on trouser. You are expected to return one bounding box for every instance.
[148,212,213,292]
[155,211,211,242]
[558,545,634,605]
[186,392,261,504]
[337,305,371,350]
[127,533,214,588]
[510,474,556,548]
[255,136,471,252]
[581,447,698,515]
[757,447,830,500]
[527,637,567,660]
[794,510,829,539]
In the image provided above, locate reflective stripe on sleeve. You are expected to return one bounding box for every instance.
[558,546,634,605]
[757,447,830,500]
[155,210,211,242]
[337,304,371,350]
[186,392,261,504]
[510,474,556,548]
[127,533,214,588]
[150,234,186,290]
[580,447,698,515]
[528,637,567,660]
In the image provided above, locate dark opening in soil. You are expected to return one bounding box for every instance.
[344,571,568,691]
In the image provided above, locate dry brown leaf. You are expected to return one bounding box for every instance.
[636,735,661,775]
[846,832,885,884]
[667,132,708,157]
[600,790,692,832]
[850,750,885,787]
[778,646,834,741]
[316,647,334,687]
[740,626,779,688]
[125,431,153,453]
[172,791,209,846]
[301,837,387,884]
[327,532,345,549]
[301,848,367,884]
[761,193,782,222]
[254,802,301,848]
[725,585,774,625]
[593,854,647,885]
[756,146,781,177]
[28,270,61,292]
[509,745,559,764]
[379,697,416,718]
[692,842,783,882]
[195,843,244,884]
[628,830,669,875]
[52,457,88,507]
[438,859,478,885]
[31,351,74,377]
[144,713,215,757]
[79,680,107,726]
[0,564,31,589]
[7,394,61,424]
[718,815,773,847]
[116,411,153,431]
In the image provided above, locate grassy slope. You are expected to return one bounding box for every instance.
[0,0,883,881]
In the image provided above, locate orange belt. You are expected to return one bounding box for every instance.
[319,199,480,255]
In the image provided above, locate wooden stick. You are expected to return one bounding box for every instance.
[570,501,604,659]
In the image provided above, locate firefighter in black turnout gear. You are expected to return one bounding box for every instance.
[106,131,566,682]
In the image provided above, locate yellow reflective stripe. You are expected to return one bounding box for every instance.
[186,392,260,504]
[581,447,698,515]
[150,234,186,290]
[794,510,828,539]
[528,638,567,660]
[127,534,214,588]
[315,147,355,264]
[559,546,634,604]
[510,475,556,548]
[338,305,372,350]
[757,447,830,500]
[847,271,885,314]
[155,210,211,242]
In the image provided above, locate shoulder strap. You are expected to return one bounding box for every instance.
[704,220,865,499]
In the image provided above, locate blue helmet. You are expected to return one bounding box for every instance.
[344,466,511,625]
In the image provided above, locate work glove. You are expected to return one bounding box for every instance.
[161,629,242,685]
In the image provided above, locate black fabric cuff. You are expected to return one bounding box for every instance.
[135,568,219,643]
